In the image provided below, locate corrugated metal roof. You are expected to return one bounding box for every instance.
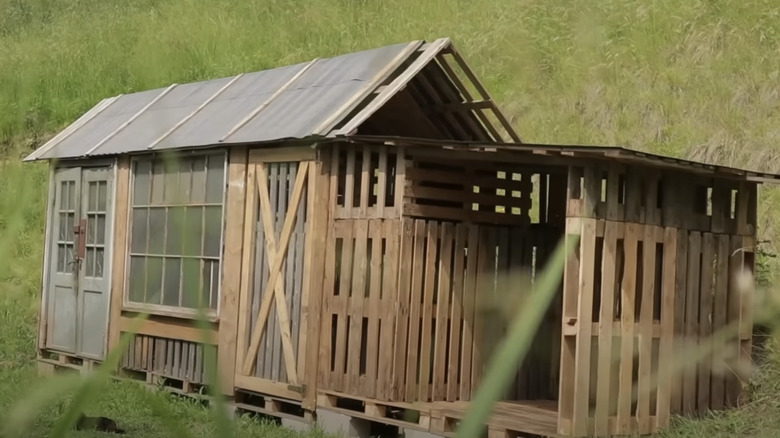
[24,40,424,161]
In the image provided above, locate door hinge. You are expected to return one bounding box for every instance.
[288,384,307,396]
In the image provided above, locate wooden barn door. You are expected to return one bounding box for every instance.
[235,148,316,401]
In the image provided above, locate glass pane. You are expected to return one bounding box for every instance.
[204,206,222,258]
[163,258,181,307]
[65,244,74,269]
[68,181,76,210]
[130,208,148,253]
[59,213,68,240]
[98,181,107,211]
[87,215,96,244]
[86,247,95,277]
[148,207,166,254]
[57,244,66,272]
[95,248,104,278]
[128,256,145,303]
[60,182,68,211]
[145,257,163,304]
[166,207,184,255]
[182,206,203,256]
[201,261,212,310]
[181,258,201,309]
[210,260,220,309]
[190,157,207,203]
[179,159,193,203]
[205,154,225,203]
[164,160,181,204]
[133,160,152,206]
[151,161,165,205]
[96,215,106,245]
[66,213,75,243]
[88,181,98,211]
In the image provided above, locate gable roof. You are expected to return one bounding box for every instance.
[24,38,519,162]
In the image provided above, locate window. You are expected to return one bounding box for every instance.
[126,151,226,315]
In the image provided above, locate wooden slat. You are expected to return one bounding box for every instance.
[683,232,702,414]
[119,316,217,345]
[571,218,597,436]
[655,227,678,429]
[617,223,640,435]
[459,224,480,400]
[448,224,467,401]
[710,234,730,410]
[405,219,427,401]
[363,220,383,397]
[236,162,258,374]
[107,156,131,361]
[359,146,371,217]
[393,219,414,399]
[347,220,369,394]
[637,225,657,433]
[433,222,454,400]
[395,148,406,215]
[376,149,388,217]
[594,220,619,436]
[670,229,688,414]
[557,218,582,436]
[419,221,439,402]
[698,233,715,413]
[333,220,354,391]
[725,235,743,406]
[377,219,399,400]
[471,226,493,394]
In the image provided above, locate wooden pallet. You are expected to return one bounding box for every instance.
[429,400,561,438]
[316,390,432,432]
[234,389,313,424]
[116,367,210,399]
[37,349,101,376]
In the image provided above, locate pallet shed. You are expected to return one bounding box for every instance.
[25,38,776,438]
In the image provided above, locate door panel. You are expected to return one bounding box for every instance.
[47,167,81,353]
[45,165,113,359]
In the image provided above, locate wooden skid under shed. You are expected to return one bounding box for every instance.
[430,400,561,438]
[317,390,433,432]
[234,389,313,423]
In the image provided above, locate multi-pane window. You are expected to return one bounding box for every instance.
[126,152,226,313]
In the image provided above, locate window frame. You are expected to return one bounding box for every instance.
[122,149,228,321]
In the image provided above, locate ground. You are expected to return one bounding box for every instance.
[1,0,780,437]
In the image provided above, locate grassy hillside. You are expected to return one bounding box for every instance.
[1,0,779,437]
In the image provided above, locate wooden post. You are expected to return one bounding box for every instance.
[217,146,248,396]
[107,156,131,363]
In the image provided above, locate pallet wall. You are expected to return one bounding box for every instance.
[121,334,209,386]
[558,162,757,437]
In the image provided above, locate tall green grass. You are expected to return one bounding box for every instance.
[2,1,780,437]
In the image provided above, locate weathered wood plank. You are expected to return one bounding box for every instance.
[459,224,480,400]
[378,219,399,400]
[347,220,368,394]
[671,229,688,414]
[698,233,715,413]
[617,223,640,435]
[364,220,383,398]
[594,220,619,436]
[725,235,743,407]
[405,219,427,401]
[419,221,439,402]
[393,219,414,399]
[333,220,354,391]
[448,223,467,401]
[557,218,582,436]
[107,156,131,362]
[710,234,730,410]
[637,224,657,432]
[656,227,678,429]
[433,222,454,400]
[683,231,702,414]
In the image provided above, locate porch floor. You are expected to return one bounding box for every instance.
[429,399,560,437]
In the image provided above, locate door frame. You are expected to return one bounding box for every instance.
[38,157,118,360]
[234,146,317,401]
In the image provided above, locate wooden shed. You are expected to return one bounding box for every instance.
[25,38,776,438]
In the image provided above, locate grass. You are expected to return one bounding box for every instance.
[1,0,780,437]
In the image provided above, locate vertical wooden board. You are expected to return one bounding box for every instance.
[557,219,582,436]
[405,219,427,402]
[698,233,715,414]
[547,172,568,226]
[141,336,149,371]
[433,222,454,400]
[392,219,414,400]
[188,342,196,382]
[359,146,371,217]
[165,339,174,376]
[582,165,601,218]
[376,149,388,217]
[418,221,439,402]
[181,343,189,379]
[511,229,529,399]
[637,225,657,432]
[302,155,330,411]
[571,218,597,437]
[291,165,308,380]
[235,156,256,379]
[738,237,756,400]
[344,148,356,214]
[606,166,621,221]
[459,224,480,400]
[347,220,368,394]
[268,163,284,382]
[670,229,688,413]
[594,220,619,436]
[683,232,702,414]
[471,226,495,394]
[539,172,549,223]
[617,223,639,436]
[377,219,399,401]
[394,148,406,215]
[725,235,743,406]
[195,344,203,383]
[710,234,729,410]
[624,171,642,224]
[108,157,130,363]
[363,220,383,398]
[656,227,678,429]
[447,223,467,401]
[317,216,338,391]
[334,220,355,391]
